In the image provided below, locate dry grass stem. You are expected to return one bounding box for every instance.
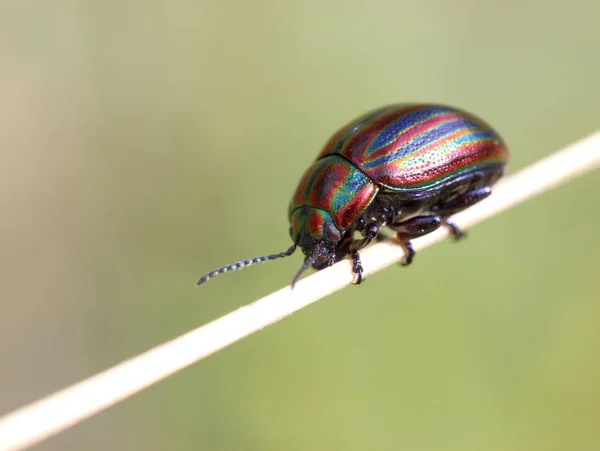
[1,131,599,451]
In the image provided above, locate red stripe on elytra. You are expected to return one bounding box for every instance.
[307,209,325,235]
[335,182,378,230]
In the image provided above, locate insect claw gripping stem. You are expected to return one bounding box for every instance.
[196,244,296,286]
[351,250,364,284]
[398,240,415,266]
[445,219,466,240]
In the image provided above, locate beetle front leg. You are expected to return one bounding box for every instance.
[392,215,442,265]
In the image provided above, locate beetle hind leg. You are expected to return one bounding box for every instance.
[395,239,415,266]
[432,185,492,240]
[392,215,442,265]
[444,219,465,240]
[433,185,492,215]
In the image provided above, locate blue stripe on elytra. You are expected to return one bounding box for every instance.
[395,117,474,155]
[363,117,469,169]
[330,168,371,211]
[363,125,496,171]
[365,107,447,156]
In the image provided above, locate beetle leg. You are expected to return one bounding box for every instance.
[392,215,442,238]
[392,215,442,265]
[395,239,416,266]
[328,253,336,267]
[347,223,380,285]
[353,223,380,251]
[433,186,492,214]
[431,185,492,240]
[444,219,465,240]
[351,250,363,284]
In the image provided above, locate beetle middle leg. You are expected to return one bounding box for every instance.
[392,215,442,265]
[432,186,492,239]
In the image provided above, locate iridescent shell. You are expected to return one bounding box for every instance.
[289,104,508,239]
[317,104,508,193]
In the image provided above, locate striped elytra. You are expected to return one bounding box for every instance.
[197,103,508,288]
[316,104,507,190]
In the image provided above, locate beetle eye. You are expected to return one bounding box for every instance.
[323,221,341,243]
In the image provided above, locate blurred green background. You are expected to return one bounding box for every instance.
[1,1,599,450]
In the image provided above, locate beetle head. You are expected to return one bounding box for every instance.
[289,206,343,286]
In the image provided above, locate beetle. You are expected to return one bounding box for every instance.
[197,104,508,287]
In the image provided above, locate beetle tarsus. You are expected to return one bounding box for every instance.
[445,219,466,240]
[351,250,363,284]
[396,239,415,266]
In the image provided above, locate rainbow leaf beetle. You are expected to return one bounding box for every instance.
[197,104,508,287]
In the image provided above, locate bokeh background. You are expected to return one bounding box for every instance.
[1,1,600,450]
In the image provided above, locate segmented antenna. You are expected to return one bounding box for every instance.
[196,244,297,286]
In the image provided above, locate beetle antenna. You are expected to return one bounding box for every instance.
[291,253,316,288]
[196,244,297,286]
